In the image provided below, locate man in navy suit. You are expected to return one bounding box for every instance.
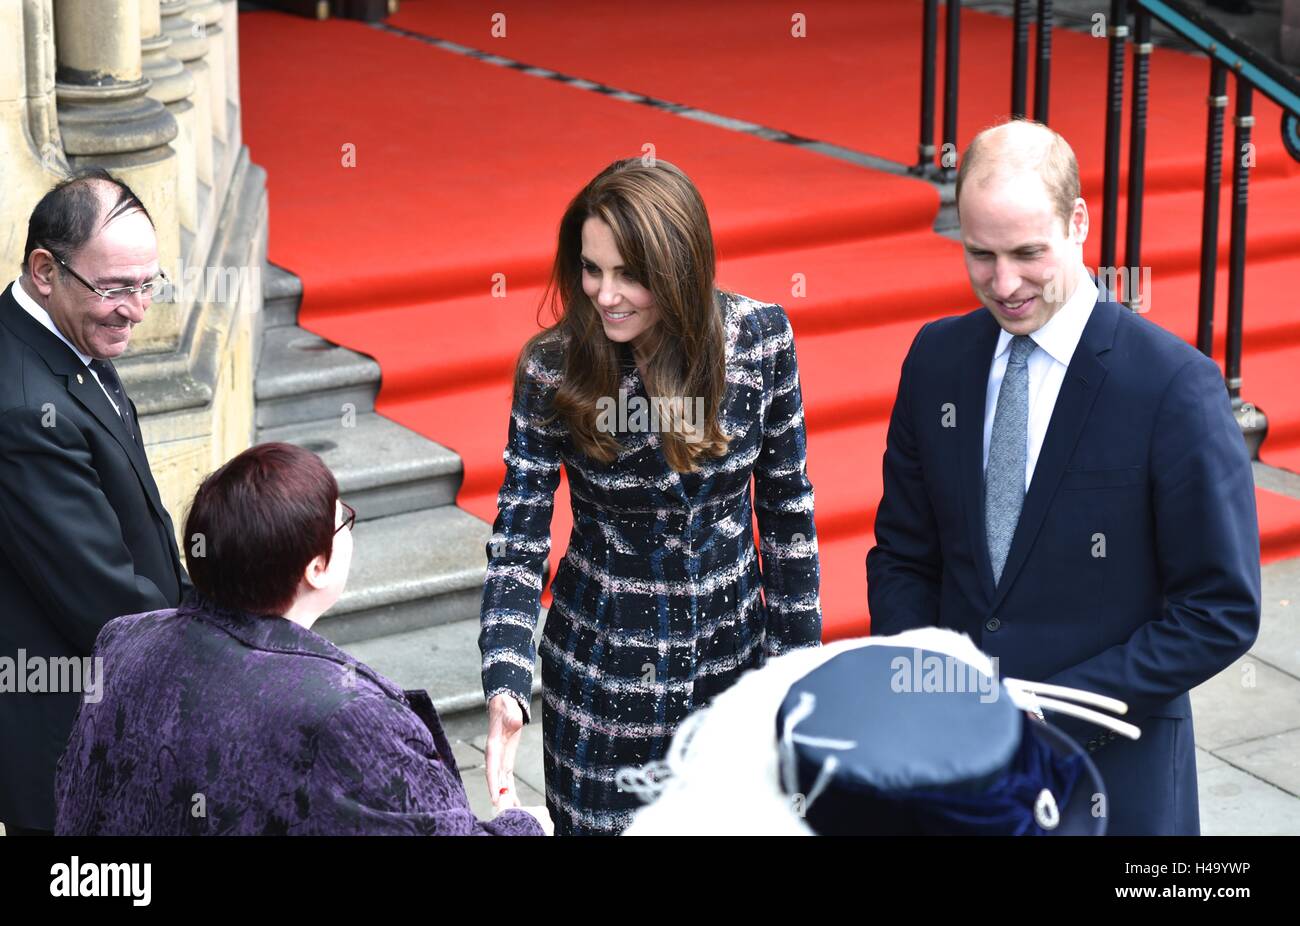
[867,120,1261,835]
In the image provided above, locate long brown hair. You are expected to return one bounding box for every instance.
[513,158,732,472]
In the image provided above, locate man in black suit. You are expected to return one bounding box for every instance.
[0,169,189,834]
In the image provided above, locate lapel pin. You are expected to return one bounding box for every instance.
[76,373,84,384]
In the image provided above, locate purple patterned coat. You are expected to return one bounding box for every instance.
[54,591,542,836]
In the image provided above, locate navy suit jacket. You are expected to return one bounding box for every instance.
[867,294,1261,836]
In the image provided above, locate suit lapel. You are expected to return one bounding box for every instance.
[71,372,173,529]
[990,298,1120,612]
[959,310,1003,605]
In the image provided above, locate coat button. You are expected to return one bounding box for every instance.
[1087,740,1098,752]
[985,618,1001,632]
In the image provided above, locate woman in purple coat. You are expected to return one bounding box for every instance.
[54,442,549,836]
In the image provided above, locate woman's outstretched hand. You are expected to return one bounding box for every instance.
[486,692,524,810]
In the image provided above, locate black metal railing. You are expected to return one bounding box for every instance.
[915,0,964,177]
[914,0,1300,458]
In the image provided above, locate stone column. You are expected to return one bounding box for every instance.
[54,0,181,355]
[190,1,228,196]
[221,0,241,156]
[162,0,215,267]
[22,0,65,169]
[1,3,61,271]
[141,0,197,237]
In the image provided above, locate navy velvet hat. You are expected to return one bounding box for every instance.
[775,644,1106,835]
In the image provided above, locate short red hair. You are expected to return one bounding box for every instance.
[183,442,338,615]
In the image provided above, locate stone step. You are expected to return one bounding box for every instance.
[254,324,381,429]
[314,505,491,645]
[250,264,512,708]
[262,261,301,329]
[343,609,546,721]
[257,411,464,521]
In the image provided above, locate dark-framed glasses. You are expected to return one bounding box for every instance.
[336,500,357,535]
[50,251,168,305]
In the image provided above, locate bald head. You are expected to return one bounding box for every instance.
[955,120,1090,336]
[23,168,154,274]
[955,120,1081,235]
[21,168,159,360]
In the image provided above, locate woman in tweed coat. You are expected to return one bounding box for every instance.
[480,158,822,835]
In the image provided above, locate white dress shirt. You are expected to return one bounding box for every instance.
[982,274,1099,487]
[9,278,123,418]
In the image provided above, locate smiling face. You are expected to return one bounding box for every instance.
[27,197,159,361]
[580,216,659,347]
[959,170,1088,337]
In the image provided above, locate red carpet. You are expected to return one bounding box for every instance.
[239,4,1300,641]
[390,0,1300,190]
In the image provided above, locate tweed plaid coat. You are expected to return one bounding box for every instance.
[480,289,822,835]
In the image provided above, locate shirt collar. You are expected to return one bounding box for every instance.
[993,273,1099,367]
[10,277,94,367]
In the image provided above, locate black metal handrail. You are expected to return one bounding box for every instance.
[915,0,963,177]
[914,0,1300,458]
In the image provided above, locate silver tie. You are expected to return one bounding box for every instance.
[985,335,1036,585]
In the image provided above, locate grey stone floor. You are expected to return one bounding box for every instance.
[444,702,549,822]
[1192,554,1300,835]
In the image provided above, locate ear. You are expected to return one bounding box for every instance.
[302,553,330,592]
[1070,198,1089,244]
[26,249,57,297]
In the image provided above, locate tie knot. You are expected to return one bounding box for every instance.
[1008,335,1035,365]
[89,359,124,396]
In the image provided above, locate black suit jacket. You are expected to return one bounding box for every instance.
[0,281,188,829]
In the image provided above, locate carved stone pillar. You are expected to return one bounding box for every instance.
[141,0,197,238]
[163,0,213,229]
[221,0,241,156]
[191,1,229,196]
[21,0,65,170]
[1,2,65,270]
